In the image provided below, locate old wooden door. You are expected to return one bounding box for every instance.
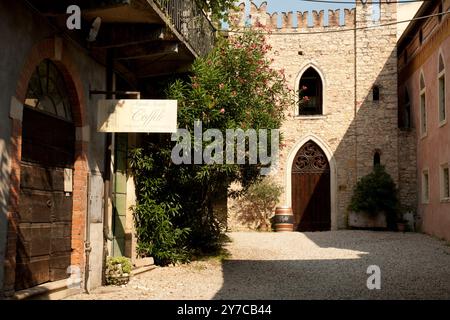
[291,141,331,231]
[15,60,75,290]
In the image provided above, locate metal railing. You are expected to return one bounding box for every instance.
[153,0,216,57]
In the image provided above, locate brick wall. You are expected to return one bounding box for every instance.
[3,37,88,295]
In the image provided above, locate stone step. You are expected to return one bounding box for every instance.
[133,257,154,268]
[131,257,156,276]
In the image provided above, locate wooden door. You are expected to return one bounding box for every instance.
[15,107,75,290]
[291,141,331,231]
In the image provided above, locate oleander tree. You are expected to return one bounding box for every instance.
[130,29,293,265]
[195,0,237,22]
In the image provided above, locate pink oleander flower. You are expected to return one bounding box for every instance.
[220,108,225,114]
[255,21,264,28]
[302,85,308,90]
[303,96,310,101]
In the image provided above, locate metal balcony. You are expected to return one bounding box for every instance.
[150,0,216,57]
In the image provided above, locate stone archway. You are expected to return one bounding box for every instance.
[285,134,338,231]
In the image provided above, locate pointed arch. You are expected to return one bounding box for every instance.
[404,86,411,129]
[438,51,445,73]
[373,150,381,167]
[438,49,446,124]
[294,63,326,116]
[420,70,426,91]
[285,134,338,230]
[419,70,427,136]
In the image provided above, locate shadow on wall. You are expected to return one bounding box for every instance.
[326,45,414,229]
[212,231,450,300]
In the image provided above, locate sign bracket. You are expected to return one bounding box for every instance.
[89,87,141,100]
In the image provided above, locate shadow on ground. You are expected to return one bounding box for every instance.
[213,231,450,300]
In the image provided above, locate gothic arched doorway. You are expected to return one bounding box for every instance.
[291,140,331,231]
[15,59,75,290]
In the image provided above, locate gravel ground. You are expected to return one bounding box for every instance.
[66,231,450,300]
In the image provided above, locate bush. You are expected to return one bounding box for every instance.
[348,165,399,228]
[129,146,191,266]
[129,30,292,265]
[233,179,282,231]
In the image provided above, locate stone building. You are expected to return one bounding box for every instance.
[228,0,417,231]
[0,0,214,299]
[398,0,450,241]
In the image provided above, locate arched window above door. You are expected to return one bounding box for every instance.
[21,59,75,167]
[298,67,323,116]
[24,59,73,122]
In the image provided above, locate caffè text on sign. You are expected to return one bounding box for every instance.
[97,99,178,133]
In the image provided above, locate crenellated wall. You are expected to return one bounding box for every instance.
[229,1,357,30]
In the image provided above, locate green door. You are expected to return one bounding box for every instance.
[112,133,128,257]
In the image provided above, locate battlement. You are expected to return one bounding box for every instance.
[229,1,396,31]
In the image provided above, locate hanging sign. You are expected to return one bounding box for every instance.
[97,99,177,133]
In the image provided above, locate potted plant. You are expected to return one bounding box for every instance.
[348,165,399,230]
[105,256,132,286]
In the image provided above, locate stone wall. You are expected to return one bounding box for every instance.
[227,1,415,231]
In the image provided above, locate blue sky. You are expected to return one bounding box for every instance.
[226,0,359,28]
[243,0,416,12]
[223,0,419,29]
[246,0,356,13]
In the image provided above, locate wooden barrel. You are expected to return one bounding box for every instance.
[274,207,294,232]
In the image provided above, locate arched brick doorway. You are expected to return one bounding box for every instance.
[15,59,76,289]
[291,140,331,231]
[3,38,88,294]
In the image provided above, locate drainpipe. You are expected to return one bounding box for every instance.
[84,172,92,293]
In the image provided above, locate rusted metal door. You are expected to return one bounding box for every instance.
[15,106,75,290]
[291,141,331,232]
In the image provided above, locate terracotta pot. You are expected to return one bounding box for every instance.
[397,222,407,232]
